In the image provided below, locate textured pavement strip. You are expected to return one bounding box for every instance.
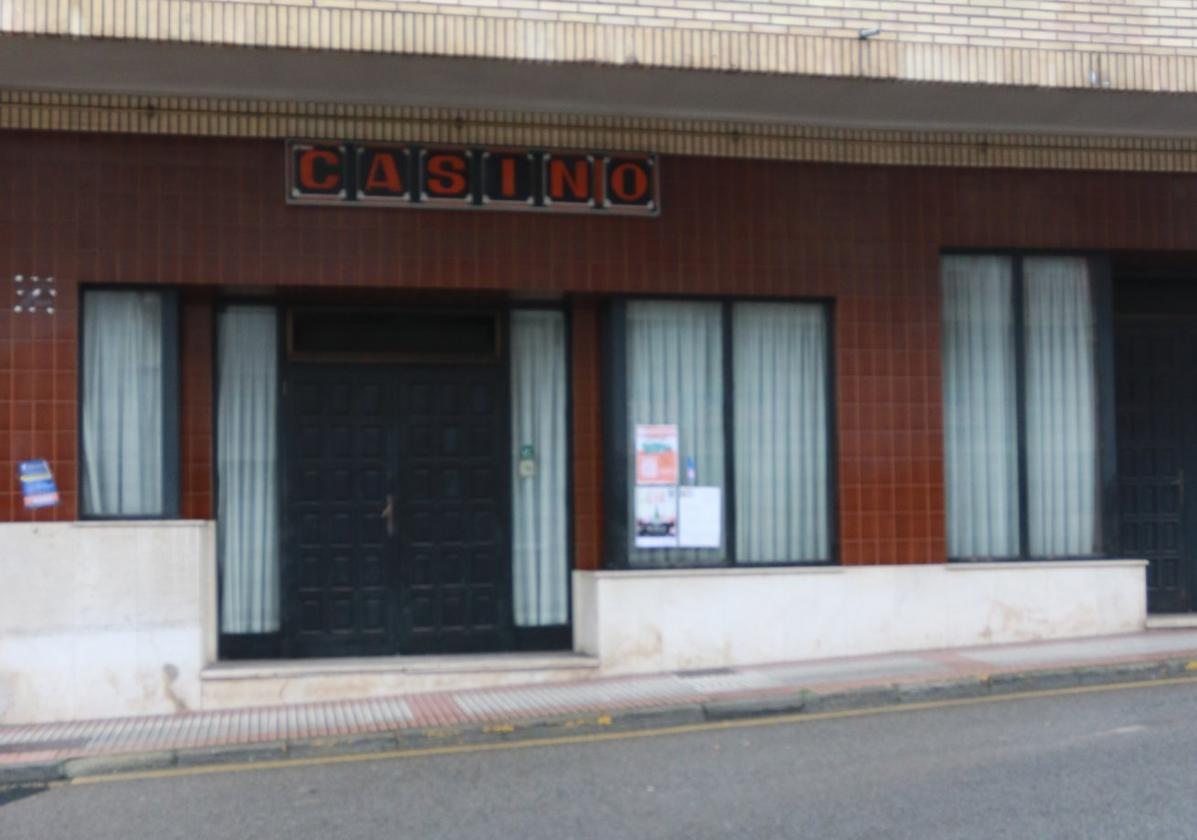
[4,632,1197,769]
[415,691,464,727]
[348,699,369,733]
[451,675,703,719]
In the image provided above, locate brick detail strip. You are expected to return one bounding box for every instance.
[4,89,1197,173]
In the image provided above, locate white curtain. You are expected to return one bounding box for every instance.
[81,290,165,516]
[733,303,829,562]
[217,307,280,634]
[626,301,725,565]
[1024,257,1098,556]
[941,256,1020,558]
[510,310,569,626]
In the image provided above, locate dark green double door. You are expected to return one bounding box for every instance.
[282,363,511,656]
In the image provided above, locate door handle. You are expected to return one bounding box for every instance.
[381,493,395,537]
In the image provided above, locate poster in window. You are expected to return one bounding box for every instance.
[677,486,721,549]
[635,424,679,485]
[635,485,678,548]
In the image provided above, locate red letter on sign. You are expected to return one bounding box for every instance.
[547,157,592,203]
[608,161,649,203]
[425,153,469,198]
[366,152,404,193]
[500,158,517,198]
[298,149,342,192]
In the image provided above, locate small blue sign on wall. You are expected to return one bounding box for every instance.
[19,459,59,509]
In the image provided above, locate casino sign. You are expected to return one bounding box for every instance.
[287,140,658,216]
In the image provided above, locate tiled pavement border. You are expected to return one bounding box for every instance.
[3,634,1197,785]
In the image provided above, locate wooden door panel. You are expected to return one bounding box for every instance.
[397,367,510,653]
[283,367,397,656]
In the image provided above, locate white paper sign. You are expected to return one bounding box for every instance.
[677,486,722,549]
[635,485,678,548]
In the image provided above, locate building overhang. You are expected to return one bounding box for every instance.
[4,34,1197,172]
[3,34,1195,138]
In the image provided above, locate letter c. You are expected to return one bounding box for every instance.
[298,149,341,191]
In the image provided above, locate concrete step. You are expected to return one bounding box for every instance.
[200,652,600,709]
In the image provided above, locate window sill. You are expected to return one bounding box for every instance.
[945,558,1148,571]
[584,564,843,579]
[72,518,212,529]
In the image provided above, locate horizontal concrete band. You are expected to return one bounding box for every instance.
[3,1,1197,93]
[7,89,1197,173]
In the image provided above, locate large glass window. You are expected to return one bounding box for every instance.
[81,289,178,517]
[217,306,280,635]
[510,309,570,626]
[626,301,727,566]
[734,303,830,563]
[941,255,1103,559]
[610,299,832,567]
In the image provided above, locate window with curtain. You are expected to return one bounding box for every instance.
[81,289,177,517]
[617,299,831,567]
[217,307,281,635]
[941,255,1102,559]
[734,303,830,563]
[510,309,569,626]
[941,257,1020,558]
[1024,257,1099,556]
[626,301,726,567]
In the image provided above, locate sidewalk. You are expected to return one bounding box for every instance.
[4,629,1197,784]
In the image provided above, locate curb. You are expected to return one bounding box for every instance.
[3,656,1196,786]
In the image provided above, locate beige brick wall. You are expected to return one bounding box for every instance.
[226,0,1197,56]
[4,0,1197,93]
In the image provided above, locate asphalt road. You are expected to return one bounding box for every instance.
[3,681,1197,840]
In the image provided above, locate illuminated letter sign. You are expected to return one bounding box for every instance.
[287,140,658,216]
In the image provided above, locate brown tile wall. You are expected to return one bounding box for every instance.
[5,130,1197,565]
[571,298,604,573]
[180,300,214,520]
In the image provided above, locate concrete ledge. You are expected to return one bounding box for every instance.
[0,521,214,725]
[573,561,1148,675]
[1147,615,1197,630]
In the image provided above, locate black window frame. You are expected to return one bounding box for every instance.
[601,295,838,570]
[78,286,181,521]
[940,251,1118,563]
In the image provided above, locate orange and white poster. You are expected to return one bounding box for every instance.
[635,424,679,485]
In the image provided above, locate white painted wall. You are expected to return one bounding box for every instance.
[573,561,1148,674]
[0,521,214,725]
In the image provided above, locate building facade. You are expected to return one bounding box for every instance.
[2,0,1196,724]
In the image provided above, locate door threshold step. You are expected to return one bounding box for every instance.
[202,655,603,689]
[203,651,599,681]
[199,652,601,710]
[1146,615,1197,629]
